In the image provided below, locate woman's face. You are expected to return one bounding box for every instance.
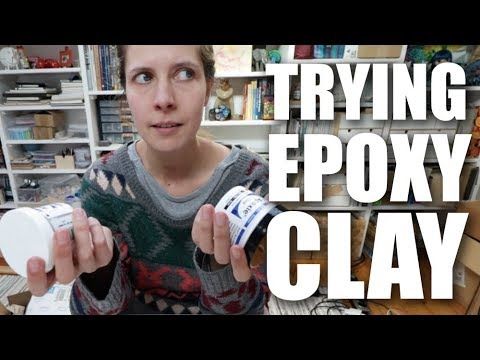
[125,45,211,153]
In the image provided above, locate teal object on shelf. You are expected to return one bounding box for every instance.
[268,50,281,63]
[313,45,345,59]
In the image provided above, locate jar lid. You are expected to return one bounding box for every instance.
[0,208,54,277]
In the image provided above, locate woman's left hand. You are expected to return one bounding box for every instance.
[192,204,251,282]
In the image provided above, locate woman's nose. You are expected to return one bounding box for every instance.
[153,80,176,111]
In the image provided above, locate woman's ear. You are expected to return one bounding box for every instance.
[204,79,214,106]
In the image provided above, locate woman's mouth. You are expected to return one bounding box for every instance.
[151,122,182,135]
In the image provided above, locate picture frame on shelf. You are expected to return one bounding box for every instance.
[213,45,253,73]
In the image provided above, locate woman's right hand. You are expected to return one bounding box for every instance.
[26,208,114,297]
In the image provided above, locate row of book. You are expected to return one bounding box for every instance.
[84,45,122,91]
[242,78,274,120]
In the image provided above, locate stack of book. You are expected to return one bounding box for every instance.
[50,80,84,106]
[10,157,34,170]
[2,82,59,106]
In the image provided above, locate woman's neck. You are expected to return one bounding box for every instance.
[136,137,231,197]
[137,137,205,182]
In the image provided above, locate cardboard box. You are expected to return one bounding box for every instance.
[454,234,480,314]
[457,234,480,276]
[357,45,403,59]
[0,257,16,275]
[0,291,31,316]
[55,155,75,169]
[34,111,64,128]
[0,301,10,315]
[457,201,480,241]
[33,126,55,140]
[454,266,480,313]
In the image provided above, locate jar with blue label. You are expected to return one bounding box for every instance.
[215,186,285,265]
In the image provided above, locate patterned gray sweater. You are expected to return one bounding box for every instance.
[69,143,269,314]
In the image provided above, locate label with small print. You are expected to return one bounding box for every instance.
[34,203,73,231]
[216,186,275,248]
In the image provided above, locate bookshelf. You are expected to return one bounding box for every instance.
[0,45,92,209]
[281,47,480,263]
[81,45,289,157]
[0,68,81,76]
[1,44,479,262]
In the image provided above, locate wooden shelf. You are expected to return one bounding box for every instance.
[289,100,373,109]
[94,144,123,152]
[278,202,454,212]
[89,90,124,96]
[291,157,479,164]
[12,169,87,174]
[371,205,454,211]
[16,200,50,207]
[0,201,16,209]
[286,205,368,211]
[0,105,84,111]
[0,67,81,76]
[6,139,89,145]
[215,71,273,78]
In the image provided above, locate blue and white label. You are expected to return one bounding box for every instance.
[215,186,274,248]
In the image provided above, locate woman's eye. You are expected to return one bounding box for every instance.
[134,73,152,84]
[176,69,194,81]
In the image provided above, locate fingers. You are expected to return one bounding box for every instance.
[72,208,96,273]
[90,217,113,268]
[192,204,214,254]
[230,246,251,282]
[27,257,49,297]
[53,228,76,284]
[213,212,231,265]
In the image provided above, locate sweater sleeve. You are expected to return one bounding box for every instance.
[193,249,266,314]
[69,172,135,315]
[193,152,271,315]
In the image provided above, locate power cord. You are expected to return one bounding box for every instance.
[309,298,347,315]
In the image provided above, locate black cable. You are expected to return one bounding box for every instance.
[309,298,347,315]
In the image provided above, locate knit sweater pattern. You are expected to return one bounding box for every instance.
[69,144,269,315]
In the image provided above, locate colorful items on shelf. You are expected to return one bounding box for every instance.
[467,106,480,158]
[59,47,74,67]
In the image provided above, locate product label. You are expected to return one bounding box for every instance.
[34,203,73,231]
[216,186,275,248]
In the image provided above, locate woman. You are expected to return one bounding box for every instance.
[26,45,269,314]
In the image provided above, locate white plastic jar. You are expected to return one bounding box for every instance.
[215,186,284,265]
[0,203,73,277]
